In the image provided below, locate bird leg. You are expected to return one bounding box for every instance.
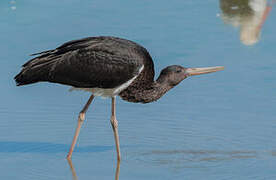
[110,97,121,162]
[67,94,94,159]
[67,158,78,180]
[115,160,121,180]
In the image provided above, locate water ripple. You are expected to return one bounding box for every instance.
[0,141,112,153]
[133,149,276,168]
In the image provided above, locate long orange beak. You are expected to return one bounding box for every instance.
[185,66,224,76]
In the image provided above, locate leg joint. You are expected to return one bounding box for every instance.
[110,116,118,129]
[79,112,85,122]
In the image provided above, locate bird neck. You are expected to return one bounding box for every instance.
[119,77,173,103]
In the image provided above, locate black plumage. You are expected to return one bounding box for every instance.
[15,36,154,89]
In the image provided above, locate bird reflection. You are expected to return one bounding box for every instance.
[219,0,275,45]
[67,159,121,180]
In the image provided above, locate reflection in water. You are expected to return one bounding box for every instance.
[219,0,275,45]
[10,0,16,10]
[67,159,78,180]
[67,159,121,180]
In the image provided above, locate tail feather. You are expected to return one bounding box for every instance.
[14,70,32,86]
[14,69,36,86]
[15,38,92,86]
[14,54,57,86]
[14,66,49,86]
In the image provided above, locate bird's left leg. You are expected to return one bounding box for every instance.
[110,97,121,161]
[67,94,94,159]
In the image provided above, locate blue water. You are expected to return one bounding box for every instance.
[1,0,276,179]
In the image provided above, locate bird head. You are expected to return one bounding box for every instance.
[157,65,224,87]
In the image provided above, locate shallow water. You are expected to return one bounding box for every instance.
[1,0,276,179]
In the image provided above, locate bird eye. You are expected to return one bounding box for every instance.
[176,70,181,73]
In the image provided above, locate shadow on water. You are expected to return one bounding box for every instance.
[219,0,275,45]
[0,141,113,153]
[67,158,121,180]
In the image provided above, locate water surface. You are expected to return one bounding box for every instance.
[1,0,276,179]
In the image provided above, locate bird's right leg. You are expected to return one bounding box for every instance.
[115,160,121,180]
[67,94,94,159]
[110,97,121,162]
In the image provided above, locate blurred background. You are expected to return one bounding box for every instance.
[0,0,275,179]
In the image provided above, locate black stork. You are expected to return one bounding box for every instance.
[14,36,224,161]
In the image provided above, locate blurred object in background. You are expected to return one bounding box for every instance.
[10,0,16,11]
[219,0,275,46]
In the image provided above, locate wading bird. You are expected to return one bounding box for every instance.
[219,0,275,45]
[14,36,224,161]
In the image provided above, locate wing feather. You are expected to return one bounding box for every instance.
[15,37,145,88]
[48,48,142,88]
